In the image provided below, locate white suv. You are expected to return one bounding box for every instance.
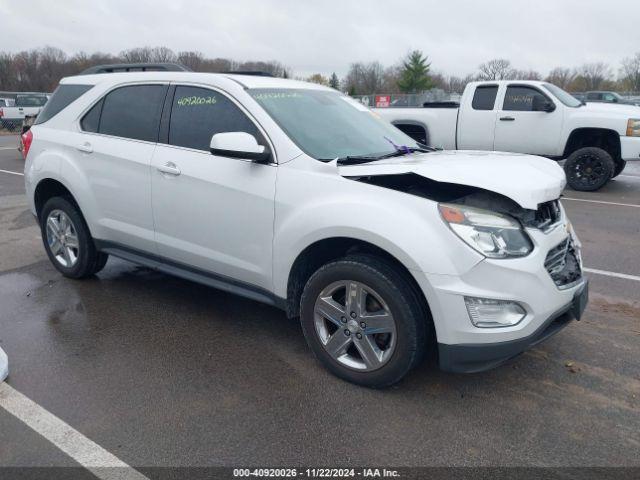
[24,69,589,387]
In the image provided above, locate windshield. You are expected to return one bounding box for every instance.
[543,83,582,107]
[16,95,48,107]
[249,88,420,160]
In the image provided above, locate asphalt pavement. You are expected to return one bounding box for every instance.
[0,134,638,476]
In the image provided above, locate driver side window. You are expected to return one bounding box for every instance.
[169,86,261,152]
[503,86,548,112]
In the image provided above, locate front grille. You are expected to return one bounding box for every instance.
[545,238,582,288]
[534,200,562,231]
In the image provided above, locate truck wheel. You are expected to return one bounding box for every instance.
[40,197,109,279]
[564,147,614,191]
[612,159,627,178]
[300,254,427,388]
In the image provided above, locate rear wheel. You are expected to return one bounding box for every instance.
[40,197,108,278]
[300,254,427,388]
[564,147,614,191]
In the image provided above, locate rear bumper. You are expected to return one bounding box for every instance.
[438,281,588,373]
[621,136,640,161]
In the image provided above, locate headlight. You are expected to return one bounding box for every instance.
[438,203,533,258]
[628,119,640,137]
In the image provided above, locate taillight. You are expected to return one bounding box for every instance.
[21,129,33,159]
[0,107,4,118]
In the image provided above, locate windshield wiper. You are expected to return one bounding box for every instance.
[336,146,435,165]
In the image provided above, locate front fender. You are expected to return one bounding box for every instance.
[272,163,482,298]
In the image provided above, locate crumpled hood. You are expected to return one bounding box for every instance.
[338,150,566,210]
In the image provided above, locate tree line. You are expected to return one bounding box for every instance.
[0,46,290,92]
[1,45,639,96]
[321,52,640,95]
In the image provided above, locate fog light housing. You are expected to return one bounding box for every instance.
[464,297,526,328]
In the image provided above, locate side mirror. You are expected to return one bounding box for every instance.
[210,132,271,163]
[532,96,556,113]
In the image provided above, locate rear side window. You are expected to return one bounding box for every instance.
[586,92,600,100]
[472,85,498,110]
[81,99,103,132]
[169,86,260,151]
[35,85,93,125]
[503,86,548,111]
[95,85,167,142]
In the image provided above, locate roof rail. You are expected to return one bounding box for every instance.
[223,71,274,77]
[79,62,191,75]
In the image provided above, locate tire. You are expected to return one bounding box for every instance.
[564,147,614,191]
[612,159,627,179]
[300,254,427,388]
[40,197,108,279]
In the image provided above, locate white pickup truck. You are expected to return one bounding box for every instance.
[0,93,48,131]
[375,81,640,191]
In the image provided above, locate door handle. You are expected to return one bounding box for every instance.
[157,162,181,176]
[500,116,516,122]
[77,142,93,153]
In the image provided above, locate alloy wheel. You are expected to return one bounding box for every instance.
[45,209,80,268]
[313,280,397,371]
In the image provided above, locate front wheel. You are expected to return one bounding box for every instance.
[564,147,614,192]
[300,255,427,388]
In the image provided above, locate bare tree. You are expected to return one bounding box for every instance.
[0,52,17,90]
[446,74,475,93]
[343,62,385,95]
[381,64,402,93]
[545,67,576,89]
[620,52,640,92]
[477,59,514,80]
[200,58,237,73]
[150,46,177,62]
[120,47,153,63]
[511,69,542,80]
[576,62,612,90]
[305,73,329,86]
[177,51,204,71]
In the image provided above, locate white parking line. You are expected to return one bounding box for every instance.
[0,168,23,176]
[584,268,640,283]
[562,197,640,208]
[0,382,150,480]
[0,147,18,150]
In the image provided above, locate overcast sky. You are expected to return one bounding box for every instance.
[2,0,638,78]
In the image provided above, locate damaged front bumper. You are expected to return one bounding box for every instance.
[438,281,588,373]
[412,205,588,373]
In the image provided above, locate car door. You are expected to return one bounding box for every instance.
[76,83,167,252]
[493,84,564,156]
[151,84,276,291]
[457,84,499,150]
